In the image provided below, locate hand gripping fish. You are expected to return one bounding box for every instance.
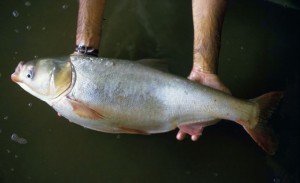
[11,56,282,154]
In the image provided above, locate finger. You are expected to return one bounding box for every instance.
[191,134,201,141]
[176,131,187,141]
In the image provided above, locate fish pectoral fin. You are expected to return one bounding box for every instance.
[67,98,104,120]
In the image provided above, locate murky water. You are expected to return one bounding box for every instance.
[0,0,299,183]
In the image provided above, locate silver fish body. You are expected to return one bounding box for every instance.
[51,56,256,134]
[11,55,282,154]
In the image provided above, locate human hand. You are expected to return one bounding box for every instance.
[188,70,231,94]
[176,70,231,141]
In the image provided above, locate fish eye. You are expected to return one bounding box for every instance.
[26,69,34,79]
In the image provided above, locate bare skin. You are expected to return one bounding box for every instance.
[74,0,230,141]
[75,0,106,51]
[177,0,230,141]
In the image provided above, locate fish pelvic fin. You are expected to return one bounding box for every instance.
[244,91,283,155]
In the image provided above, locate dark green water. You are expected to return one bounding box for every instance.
[0,0,299,182]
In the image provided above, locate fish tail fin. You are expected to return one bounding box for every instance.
[243,91,283,155]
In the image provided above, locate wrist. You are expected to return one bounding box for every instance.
[190,61,217,75]
[188,67,231,95]
[188,68,216,82]
[74,45,99,57]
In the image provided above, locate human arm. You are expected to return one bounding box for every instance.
[189,0,229,93]
[176,0,230,141]
[74,0,106,56]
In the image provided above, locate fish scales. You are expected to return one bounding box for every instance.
[11,55,282,154]
[65,56,256,133]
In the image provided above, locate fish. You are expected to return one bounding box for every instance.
[11,55,282,154]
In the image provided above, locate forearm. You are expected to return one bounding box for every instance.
[192,0,228,74]
[75,0,106,54]
[178,0,229,141]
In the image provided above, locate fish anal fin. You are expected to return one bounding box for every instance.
[67,98,104,120]
[119,127,149,135]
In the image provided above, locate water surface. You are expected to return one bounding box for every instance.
[0,0,299,182]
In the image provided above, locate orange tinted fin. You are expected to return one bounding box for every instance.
[67,98,104,120]
[119,127,149,135]
[244,91,283,155]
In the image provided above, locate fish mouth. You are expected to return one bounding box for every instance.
[11,73,21,82]
[11,61,23,83]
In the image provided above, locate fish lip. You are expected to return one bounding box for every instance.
[11,61,24,83]
[11,73,21,83]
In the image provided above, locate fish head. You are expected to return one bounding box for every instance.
[11,58,72,101]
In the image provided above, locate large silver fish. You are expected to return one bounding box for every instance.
[11,55,282,154]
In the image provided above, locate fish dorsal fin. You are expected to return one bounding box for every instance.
[136,59,169,72]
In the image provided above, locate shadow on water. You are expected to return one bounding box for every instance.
[0,0,299,183]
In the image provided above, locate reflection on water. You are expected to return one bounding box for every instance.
[0,0,299,183]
